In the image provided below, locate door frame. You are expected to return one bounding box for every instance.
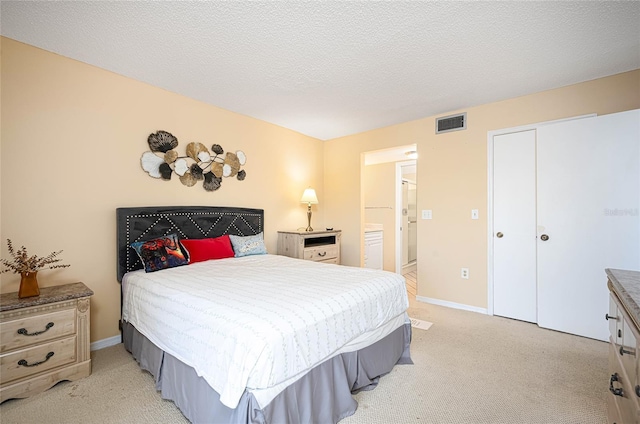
[486,114,595,316]
[395,160,416,274]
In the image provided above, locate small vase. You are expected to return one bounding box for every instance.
[19,271,40,298]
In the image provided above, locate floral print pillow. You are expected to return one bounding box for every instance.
[229,233,267,257]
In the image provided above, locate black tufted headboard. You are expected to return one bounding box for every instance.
[116,206,264,282]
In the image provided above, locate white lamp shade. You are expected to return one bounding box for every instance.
[300,188,319,204]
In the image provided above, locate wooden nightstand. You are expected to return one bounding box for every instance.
[277,230,341,264]
[0,282,93,402]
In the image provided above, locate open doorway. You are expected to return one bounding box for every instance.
[362,145,417,297]
[396,161,417,298]
[401,175,417,269]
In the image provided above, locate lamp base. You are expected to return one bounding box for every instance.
[306,206,313,232]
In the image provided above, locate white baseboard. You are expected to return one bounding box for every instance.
[416,295,488,315]
[90,335,121,351]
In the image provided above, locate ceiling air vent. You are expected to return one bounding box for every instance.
[436,113,466,134]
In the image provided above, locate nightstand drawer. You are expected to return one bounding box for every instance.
[1,308,76,353]
[318,258,339,265]
[304,245,339,261]
[0,335,76,384]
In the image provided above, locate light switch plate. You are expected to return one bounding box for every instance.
[471,209,479,220]
[422,210,432,220]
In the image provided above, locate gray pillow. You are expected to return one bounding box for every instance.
[229,233,267,257]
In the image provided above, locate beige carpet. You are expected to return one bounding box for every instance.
[0,299,608,424]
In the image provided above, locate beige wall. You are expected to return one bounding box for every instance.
[325,69,640,309]
[0,38,325,342]
[362,162,396,271]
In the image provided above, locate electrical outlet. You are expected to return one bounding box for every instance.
[461,268,469,279]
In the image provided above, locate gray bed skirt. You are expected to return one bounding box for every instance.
[123,321,412,424]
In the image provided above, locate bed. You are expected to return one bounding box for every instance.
[116,206,412,424]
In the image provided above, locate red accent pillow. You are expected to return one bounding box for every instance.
[180,235,235,263]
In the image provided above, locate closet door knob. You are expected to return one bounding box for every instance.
[496,232,503,238]
[540,234,549,241]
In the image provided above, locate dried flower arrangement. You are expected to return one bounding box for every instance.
[0,239,71,274]
[141,130,247,191]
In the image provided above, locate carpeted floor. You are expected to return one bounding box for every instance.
[0,299,608,424]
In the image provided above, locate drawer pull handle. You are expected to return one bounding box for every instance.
[18,351,54,368]
[17,322,54,336]
[610,373,624,397]
[606,314,618,321]
[318,252,327,257]
[620,346,636,356]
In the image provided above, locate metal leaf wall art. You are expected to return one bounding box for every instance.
[141,130,247,192]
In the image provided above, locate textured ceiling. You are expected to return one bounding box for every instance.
[2,1,639,140]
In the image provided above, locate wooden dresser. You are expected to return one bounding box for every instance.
[0,282,93,402]
[277,230,341,264]
[607,269,640,424]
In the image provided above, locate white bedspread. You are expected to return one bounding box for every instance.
[122,254,408,409]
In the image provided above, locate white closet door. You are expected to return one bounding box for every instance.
[493,130,537,323]
[536,110,640,341]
